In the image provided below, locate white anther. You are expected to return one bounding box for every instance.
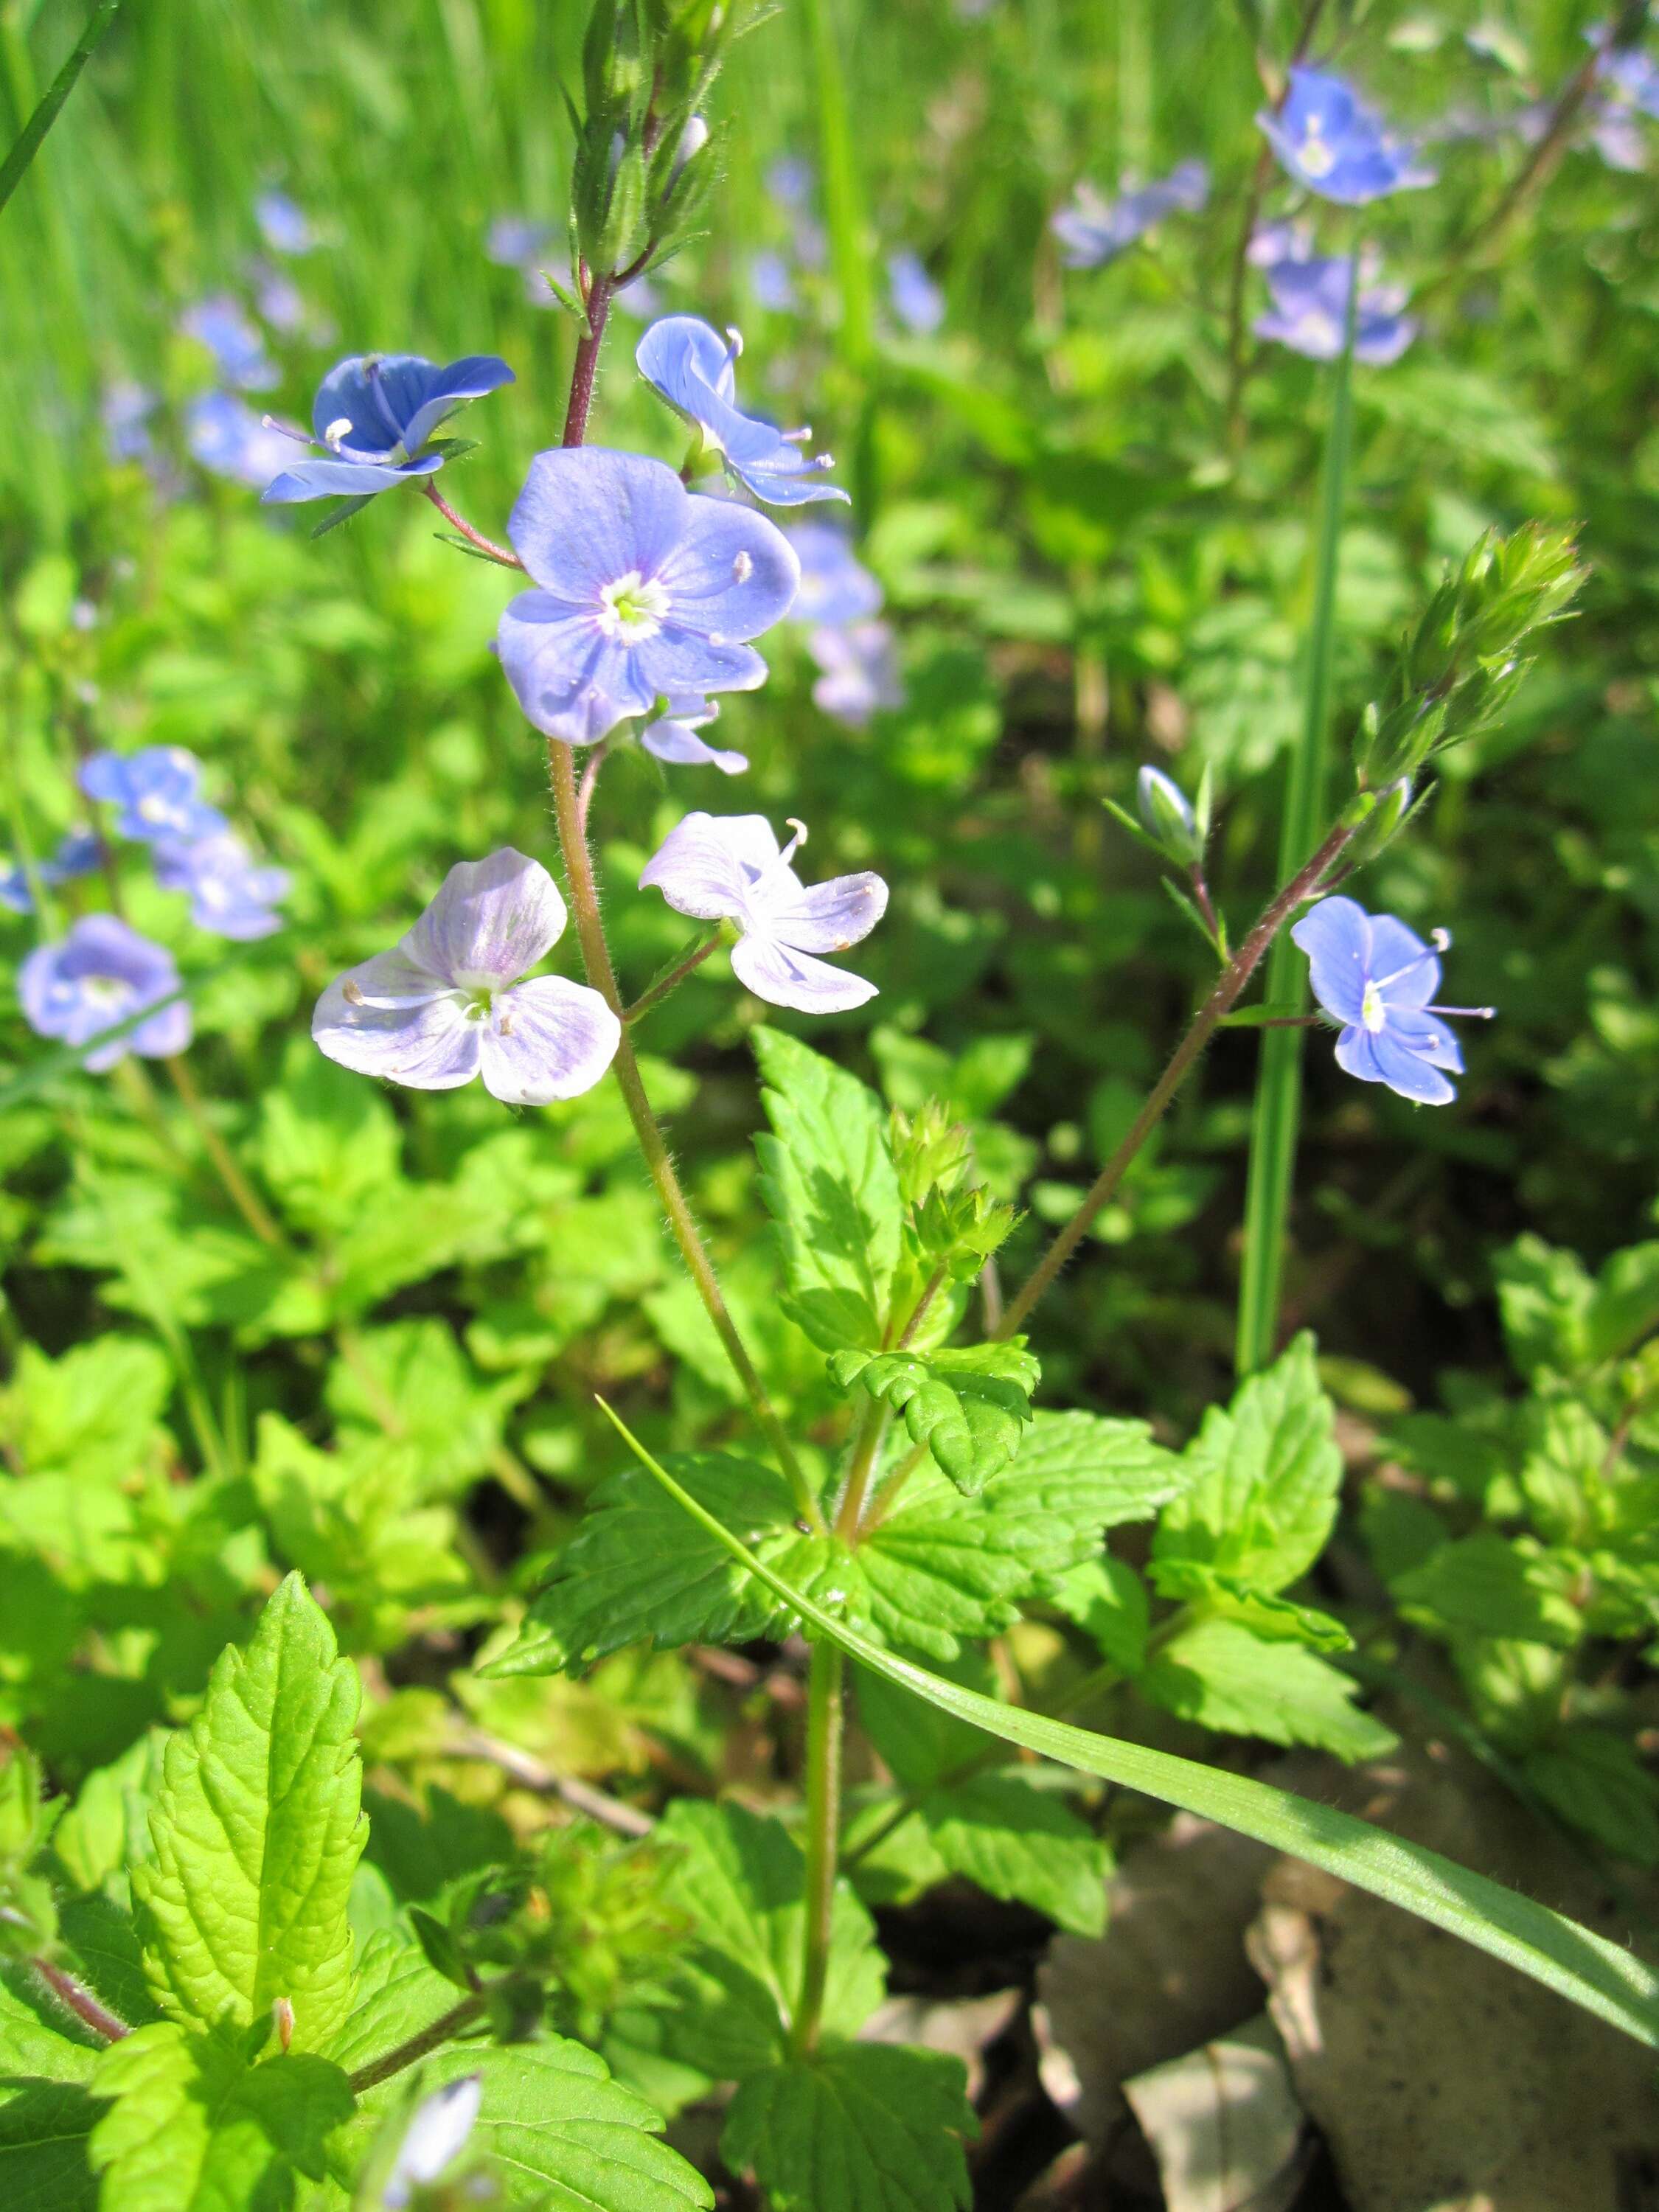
[725,324,745,359]
[732,550,754,583]
[324,416,353,451]
[342,978,366,1006]
[1430,928,1451,953]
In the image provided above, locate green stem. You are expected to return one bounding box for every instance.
[1233,250,1359,1379]
[623,928,721,1025]
[802,0,872,367]
[998,815,1357,1341]
[547,741,822,1531]
[346,1994,487,2096]
[0,0,121,220]
[163,1054,286,1249]
[790,1640,845,2059]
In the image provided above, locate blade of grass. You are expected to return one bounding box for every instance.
[595,1398,1659,2053]
[1234,244,1360,1377]
[0,0,122,218]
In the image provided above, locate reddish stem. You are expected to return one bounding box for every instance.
[563,276,615,448]
[420,482,521,568]
[32,1958,129,2044]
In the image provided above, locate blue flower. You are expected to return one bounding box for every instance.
[102,383,158,465]
[19,916,192,1071]
[888,251,945,334]
[641,695,749,776]
[252,265,308,334]
[383,2076,481,2210]
[766,156,815,209]
[636,316,848,507]
[496,447,801,747]
[260,352,515,504]
[0,828,101,914]
[153,831,291,939]
[180,295,276,390]
[1051,161,1209,268]
[487,215,555,267]
[254,190,312,255]
[748,250,798,313]
[807,620,903,726]
[80,748,227,844]
[1256,254,1416,364]
[1592,27,1659,119]
[313,850,619,1105]
[790,524,883,626]
[1292,896,1492,1105]
[640,813,887,1013]
[187,394,301,489]
[1259,68,1436,202]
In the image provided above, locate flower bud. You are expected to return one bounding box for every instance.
[1136,765,1205,865]
[1339,776,1415,869]
[670,114,709,187]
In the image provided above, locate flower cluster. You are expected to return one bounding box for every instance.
[1259,66,1435,202]
[788,526,902,728]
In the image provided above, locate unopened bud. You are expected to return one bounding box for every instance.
[1340,776,1415,869]
[670,114,709,187]
[1136,765,1204,865]
[273,1996,294,2053]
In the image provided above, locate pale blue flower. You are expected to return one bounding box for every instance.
[1293,896,1492,1105]
[187,394,300,489]
[487,215,556,266]
[181,295,276,389]
[1051,161,1209,268]
[383,2076,482,2210]
[636,316,848,507]
[748,250,797,313]
[641,813,887,1012]
[790,524,882,626]
[807,620,902,726]
[888,250,945,334]
[1136,768,1203,863]
[102,382,158,465]
[767,156,815,209]
[252,264,308,333]
[153,830,291,939]
[261,352,515,504]
[19,916,191,1070]
[496,446,799,746]
[313,850,619,1105]
[80,748,227,844]
[255,190,312,254]
[1256,254,1416,364]
[1259,68,1436,202]
[641,695,749,775]
[0,829,101,915]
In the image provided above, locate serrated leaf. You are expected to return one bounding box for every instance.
[829,1342,1040,1495]
[920,1775,1107,1935]
[324,1321,524,1495]
[1154,1334,1340,1595]
[133,1574,366,2051]
[753,1027,903,1353]
[88,2024,352,2211]
[1523,1729,1659,1867]
[0,1341,171,1484]
[347,2040,713,2212]
[1141,1618,1397,1761]
[723,2041,973,2212]
[653,1801,884,2078]
[1040,1556,1150,1673]
[1006,1409,1189,1532]
[483,1454,830,1677]
[1391,1533,1583,1648]
[1147,1559,1352,1651]
[321,1930,460,2081]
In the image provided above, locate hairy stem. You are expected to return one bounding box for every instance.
[563,275,614,448]
[624,929,722,1025]
[998,816,1357,1340]
[420,481,521,568]
[32,1957,129,2044]
[347,1995,487,2096]
[548,742,821,1528]
[790,1641,845,2057]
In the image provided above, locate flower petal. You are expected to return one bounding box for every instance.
[130,998,195,1062]
[1370,1025,1458,1105]
[639,812,782,919]
[313,974,480,1090]
[405,850,566,988]
[1385,1008,1463,1073]
[1332,1023,1385,1085]
[1290,897,1371,1026]
[633,627,770,699]
[1368,913,1440,1005]
[496,592,657,742]
[507,448,690,599]
[479,976,621,1105]
[402,355,515,452]
[758,869,888,953]
[262,454,439,502]
[730,930,878,1013]
[653,495,801,640]
[641,714,750,775]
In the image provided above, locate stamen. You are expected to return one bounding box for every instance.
[724,324,745,364]
[782,425,813,443]
[1430,928,1450,953]
[342,978,366,1006]
[1373,941,1446,992]
[1430,1004,1495,1020]
[811,452,835,470]
[262,414,313,445]
[323,416,354,451]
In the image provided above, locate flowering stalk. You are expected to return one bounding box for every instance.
[420,481,521,568]
[790,1640,845,2058]
[1233,247,1360,1379]
[622,929,721,1024]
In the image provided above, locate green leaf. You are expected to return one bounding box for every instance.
[753,1027,903,1352]
[254,1046,403,1239]
[1523,1730,1659,1867]
[88,2024,352,2211]
[653,1801,884,2077]
[1494,1235,1595,1378]
[1153,1334,1340,1595]
[1146,1560,1353,1652]
[133,1574,367,2051]
[1040,1557,1150,1674]
[1586,1240,1659,1366]
[1140,1618,1397,1761]
[348,2041,714,2212]
[482,1454,827,1677]
[0,1341,171,1484]
[1391,1534,1582,1649]
[919,1775,1107,1936]
[324,1321,525,1495]
[1004,1410,1189,1532]
[828,1343,1040,1494]
[321,1930,462,2081]
[723,2042,973,2212]
[606,1422,1659,2053]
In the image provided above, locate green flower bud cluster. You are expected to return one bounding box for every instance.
[892,1100,1019,1284]
[1353,523,1585,789]
[568,0,737,286]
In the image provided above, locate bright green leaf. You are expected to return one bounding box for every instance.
[133,1575,366,2051]
[1041,1557,1150,1674]
[920,1774,1107,1935]
[1147,1559,1352,1651]
[0,1342,171,1485]
[828,1343,1039,1494]
[1391,1533,1583,1649]
[1141,1618,1398,1761]
[723,2041,973,2212]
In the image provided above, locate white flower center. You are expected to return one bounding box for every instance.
[82,975,128,1009]
[1360,981,1387,1033]
[1298,120,1336,178]
[597,571,670,641]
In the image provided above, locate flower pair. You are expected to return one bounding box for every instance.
[315,822,888,1102]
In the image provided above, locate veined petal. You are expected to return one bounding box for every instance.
[641,714,750,774]
[653,497,801,639]
[633,627,770,699]
[262,454,439,502]
[402,355,515,451]
[759,869,888,953]
[1333,1024,1385,1085]
[1370,1025,1458,1105]
[640,811,782,919]
[1369,914,1440,1006]
[496,593,655,742]
[636,316,740,422]
[1291,897,1371,1026]
[507,447,690,598]
[313,978,481,1090]
[1385,1008,1463,1072]
[731,930,879,1013]
[405,849,566,987]
[478,975,621,1105]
